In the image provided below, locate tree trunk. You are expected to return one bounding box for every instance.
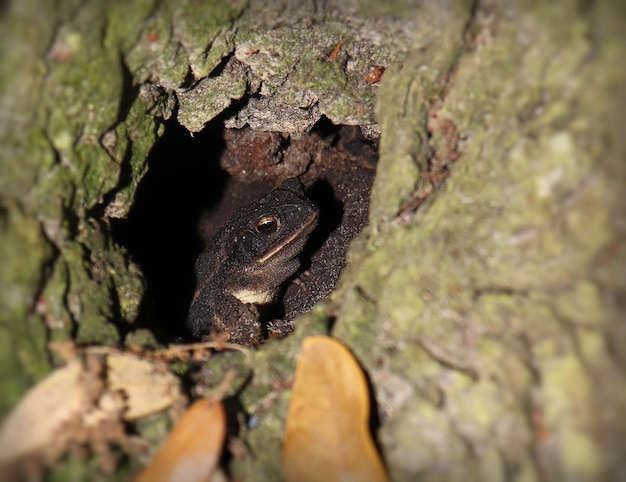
[0,0,624,480]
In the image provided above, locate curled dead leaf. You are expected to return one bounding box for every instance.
[105,351,181,420]
[282,336,388,482]
[0,360,86,467]
[0,349,182,476]
[134,398,226,482]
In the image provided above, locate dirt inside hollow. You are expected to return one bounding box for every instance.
[112,117,378,343]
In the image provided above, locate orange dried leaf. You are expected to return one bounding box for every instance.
[134,398,226,482]
[282,336,388,482]
[327,40,346,60]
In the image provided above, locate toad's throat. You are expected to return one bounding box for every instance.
[232,287,274,305]
[255,211,318,264]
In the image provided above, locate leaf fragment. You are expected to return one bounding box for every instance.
[0,348,181,474]
[282,336,388,482]
[134,398,226,482]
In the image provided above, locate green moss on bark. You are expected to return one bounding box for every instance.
[1,0,624,479]
[332,1,626,480]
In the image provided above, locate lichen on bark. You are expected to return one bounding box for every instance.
[0,0,166,412]
[332,1,626,480]
[0,0,625,480]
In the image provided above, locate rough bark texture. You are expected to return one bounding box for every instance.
[0,0,624,480]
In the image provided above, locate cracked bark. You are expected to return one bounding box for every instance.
[0,0,624,480]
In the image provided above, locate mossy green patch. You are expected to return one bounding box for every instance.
[1,0,625,479]
[122,0,244,87]
[177,66,248,132]
[383,398,462,481]
[331,0,626,478]
[0,203,53,415]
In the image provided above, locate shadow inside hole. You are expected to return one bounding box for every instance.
[111,119,227,341]
[113,116,375,344]
[302,179,344,263]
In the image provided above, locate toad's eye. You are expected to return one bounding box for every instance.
[255,215,279,234]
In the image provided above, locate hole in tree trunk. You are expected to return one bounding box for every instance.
[112,115,378,344]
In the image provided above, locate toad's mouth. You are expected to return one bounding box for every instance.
[255,210,319,264]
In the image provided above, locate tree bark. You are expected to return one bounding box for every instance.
[0,0,624,480]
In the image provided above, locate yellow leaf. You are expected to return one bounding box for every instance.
[134,398,226,482]
[106,351,181,421]
[282,336,388,482]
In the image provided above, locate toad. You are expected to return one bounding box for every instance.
[186,178,319,345]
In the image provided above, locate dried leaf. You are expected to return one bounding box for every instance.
[0,349,182,476]
[0,360,86,466]
[134,398,226,482]
[106,351,181,420]
[282,336,388,482]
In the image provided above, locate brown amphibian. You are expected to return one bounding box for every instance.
[187,178,319,345]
